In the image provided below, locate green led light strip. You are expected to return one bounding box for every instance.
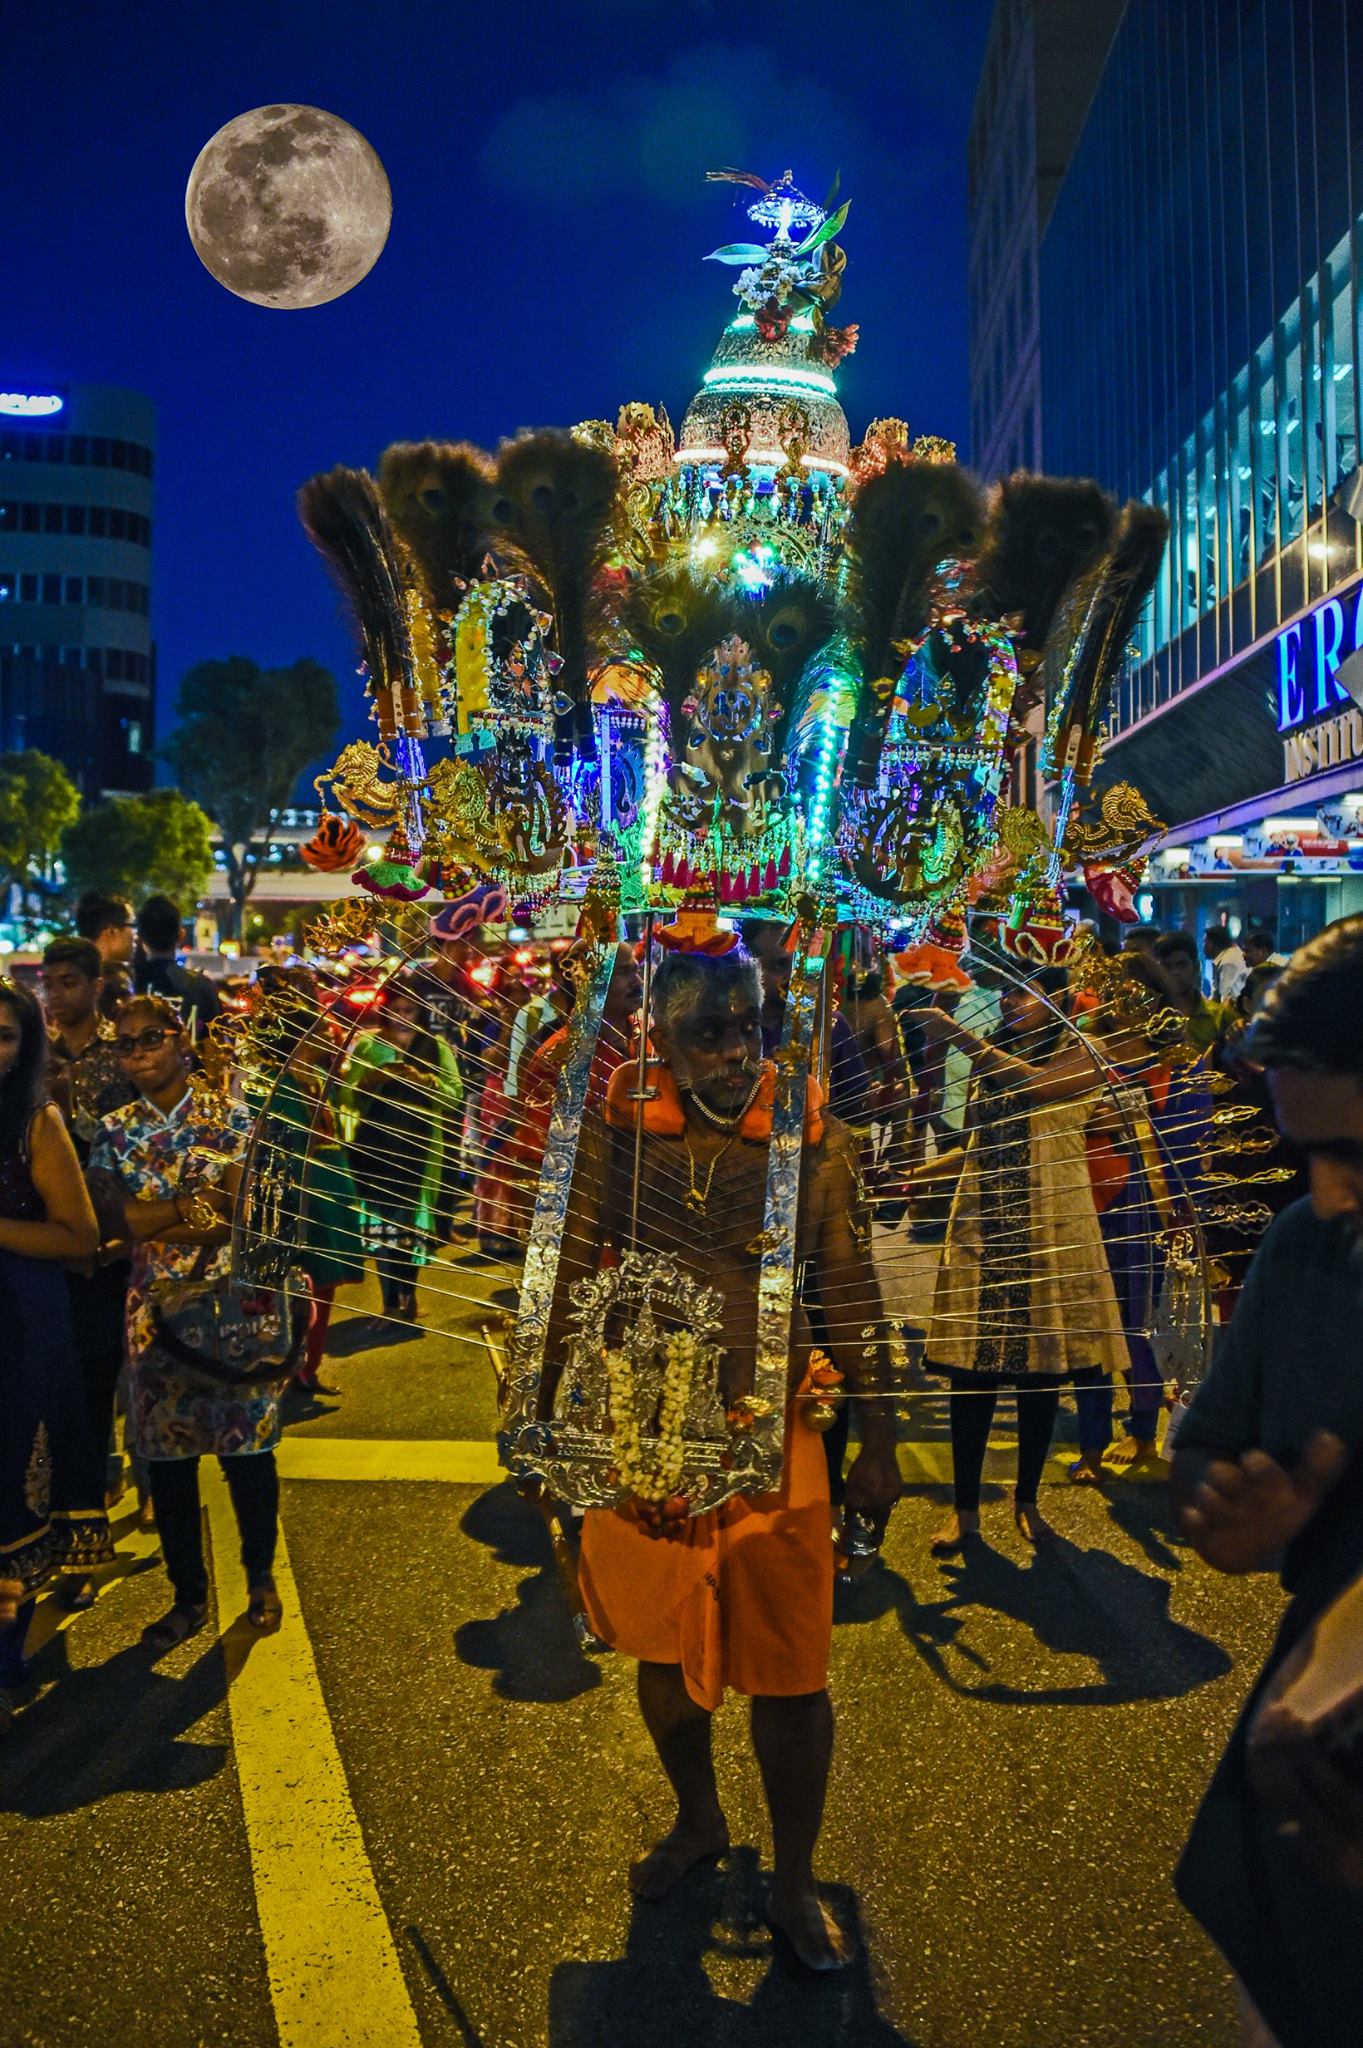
[702,363,837,398]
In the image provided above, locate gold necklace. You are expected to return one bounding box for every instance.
[682,1130,737,1214]
[685,1072,764,1133]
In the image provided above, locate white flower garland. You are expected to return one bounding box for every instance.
[605,1330,698,1504]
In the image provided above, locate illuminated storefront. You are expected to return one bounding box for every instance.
[1128,582,1363,948]
[974,0,1363,949]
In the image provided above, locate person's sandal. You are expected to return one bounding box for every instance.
[141,1602,208,1653]
[247,1583,283,1633]
[58,1576,97,1611]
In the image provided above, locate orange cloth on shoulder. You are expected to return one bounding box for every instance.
[577,1372,834,1711]
[602,1059,825,1145]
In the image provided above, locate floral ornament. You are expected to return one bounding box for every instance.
[809,322,859,368]
[708,197,852,315]
[606,1329,697,1519]
[755,296,794,342]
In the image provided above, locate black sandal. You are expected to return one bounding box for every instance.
[141,1602,208,1653]
[247,1583,283,1632]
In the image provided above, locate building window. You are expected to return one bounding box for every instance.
[44,435,65,463]
[90,437,110,465]
[66,504,85,535]
[88,507,106,536]
[1255,339,1277,566]
[64,576,81,605]
[1304,277,1325,523]
[42,503,62,533]
[19,504,39,532]
[0,572,12,602]
[67,435,87,464]
[1327,243,1357,493]
[124,719,143,754]
[41,573,60,604]
[1229,367,1251,588]
[1198,410,1219,615]
[19,573,37,602]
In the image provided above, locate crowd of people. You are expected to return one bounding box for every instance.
[1,884,1361,2036]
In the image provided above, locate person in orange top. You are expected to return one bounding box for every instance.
[554,939,902,1971]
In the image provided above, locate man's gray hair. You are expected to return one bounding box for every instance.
[650,944,762,1034]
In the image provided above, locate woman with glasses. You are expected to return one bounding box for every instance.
[0,979,107,1732]
[88,995,282,1652]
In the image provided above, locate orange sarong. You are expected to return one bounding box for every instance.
[578,1391,834,1712]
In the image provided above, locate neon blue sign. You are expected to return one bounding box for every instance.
[1276,584,1363,731]
[0,392,64,418]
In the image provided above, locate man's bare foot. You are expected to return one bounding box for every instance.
[1015,1501,1057,1545]
[1067,1451,1106,1485]
[629,1819,729,1900]
[767,1887,856,1971]
[929,1509,981,1554]
[1106,1436,1166,1473]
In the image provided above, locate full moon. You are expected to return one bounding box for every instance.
[185,104,391,310]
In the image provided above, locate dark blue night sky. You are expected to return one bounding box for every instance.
[2,0,992,757]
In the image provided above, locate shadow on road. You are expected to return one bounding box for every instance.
[0,1630,229,1817]
[325,1312,418,1356]
[547,1846,916,2047]
[835,1534,1231,1705]
[1098,1483,1187,1573]
[453,1482,604,1704]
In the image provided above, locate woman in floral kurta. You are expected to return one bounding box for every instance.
[89,996,284,1650]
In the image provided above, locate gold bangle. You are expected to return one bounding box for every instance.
[178,1191,220,1231]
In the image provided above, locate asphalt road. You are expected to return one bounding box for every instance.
[0,1244,1281,2048]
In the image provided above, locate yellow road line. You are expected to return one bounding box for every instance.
[273,1435,1162,1490]
[203,1466,422,2048]
[277,1437,502,1486]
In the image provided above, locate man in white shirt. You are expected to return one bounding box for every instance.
[505,983,566,1099]
[1204,925,1249,1002]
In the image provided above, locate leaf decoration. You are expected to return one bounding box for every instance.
[792,201,850,258]
[706,168,774,195]
[822,169,842,212]
[704,242,772,266]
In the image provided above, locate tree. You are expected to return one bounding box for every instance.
[161,657,340,938]
[0,750,82,894]
[61,788,215,908]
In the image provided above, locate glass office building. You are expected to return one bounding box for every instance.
[978,0,1363,944]
[0,383,155,795]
